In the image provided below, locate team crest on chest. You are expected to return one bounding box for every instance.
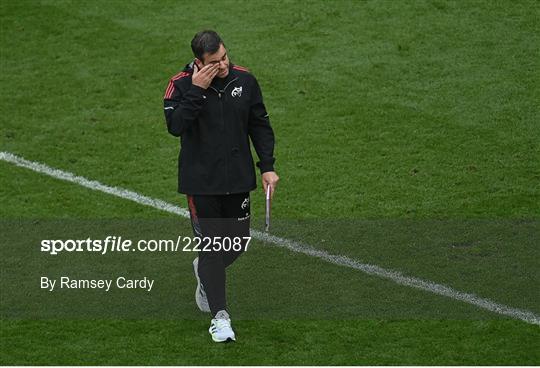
[231,86,243,97]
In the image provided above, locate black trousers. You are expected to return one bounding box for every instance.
[187,193,250,316]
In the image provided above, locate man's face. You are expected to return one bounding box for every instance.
[201,43,229,78]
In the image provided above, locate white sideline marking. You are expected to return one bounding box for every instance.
[2,151,539,326]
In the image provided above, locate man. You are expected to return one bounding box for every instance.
[163,30,279,342]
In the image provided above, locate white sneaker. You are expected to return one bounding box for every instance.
[193,257,210,313]
[209,310,236,343]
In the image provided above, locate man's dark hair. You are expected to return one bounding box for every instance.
[191,30,224,61]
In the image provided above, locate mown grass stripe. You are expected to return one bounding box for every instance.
[2,150,539,326]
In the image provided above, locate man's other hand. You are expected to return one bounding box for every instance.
[262,171,279,198]
[192,62,219,89]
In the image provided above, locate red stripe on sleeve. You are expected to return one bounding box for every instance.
[164,72,191,99]
[232,65,249,72]
[164,81,174,99]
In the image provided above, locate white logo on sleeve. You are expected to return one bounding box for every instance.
[241,197,249,209]
[231,86,243,97]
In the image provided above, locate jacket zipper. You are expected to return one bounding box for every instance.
[208,77,238,194]
[208,77,238,97]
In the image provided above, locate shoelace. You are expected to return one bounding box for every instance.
[211,318,231,333]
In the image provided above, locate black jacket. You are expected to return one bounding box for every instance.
[164,62,275,195]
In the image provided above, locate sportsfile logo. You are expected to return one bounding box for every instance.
[231,86,242,97]
[40,236,252,255]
